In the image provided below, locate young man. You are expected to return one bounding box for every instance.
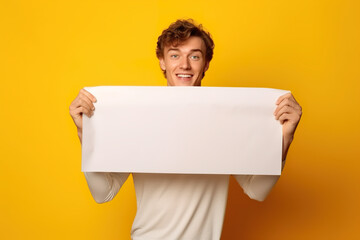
[69,19,302,239]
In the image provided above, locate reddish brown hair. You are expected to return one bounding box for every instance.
[156,19,214,77]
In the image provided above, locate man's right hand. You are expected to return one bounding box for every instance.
[69,88,97,143]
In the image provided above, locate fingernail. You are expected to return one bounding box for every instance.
[92,107,95,110]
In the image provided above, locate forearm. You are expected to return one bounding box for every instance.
[78,128,82,144]
[236,134,293,201]
[282,133,293,162]
[84,172,130,203]
[235,159,285,202]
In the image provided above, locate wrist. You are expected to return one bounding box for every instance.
[283,133,294,145]
[77,128,82,143]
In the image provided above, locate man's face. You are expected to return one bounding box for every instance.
[160,36,209,86]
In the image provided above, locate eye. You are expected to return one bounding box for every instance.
[170,54,179,58]
[190,55,200,60]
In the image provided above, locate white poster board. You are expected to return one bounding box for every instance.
[82,86,289,175]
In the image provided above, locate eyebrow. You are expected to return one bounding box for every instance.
[167,48,204,54]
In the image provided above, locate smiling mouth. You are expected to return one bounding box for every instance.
[176,74,193,80]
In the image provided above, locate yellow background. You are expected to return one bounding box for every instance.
[1,0,359,239]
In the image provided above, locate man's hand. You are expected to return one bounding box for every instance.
[274,92,302,139]
[274,93,302,162]
[69,88,97,143]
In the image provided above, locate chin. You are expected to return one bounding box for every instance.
[176,81,195,86]
[172,79,202,87]
[168,79,194,86]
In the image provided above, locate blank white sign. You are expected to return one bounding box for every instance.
[81,86,289,175]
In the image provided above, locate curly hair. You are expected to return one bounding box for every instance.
[156,19,214,77]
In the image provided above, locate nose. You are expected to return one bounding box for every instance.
[180,57,191,70]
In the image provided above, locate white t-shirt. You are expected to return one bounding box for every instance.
[84,164,284,240]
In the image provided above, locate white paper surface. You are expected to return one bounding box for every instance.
[81,86,289,175]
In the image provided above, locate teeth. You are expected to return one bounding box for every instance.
[177,74,192,78]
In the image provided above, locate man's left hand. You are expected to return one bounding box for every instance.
[274,92,302,139]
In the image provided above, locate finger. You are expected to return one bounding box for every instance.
[79,89,96,110]
[72,97,94,112]
[276,92,292,105]
[278,112,300,124]
[70,107,83,119]
[276,94,298,107]
[274,98,301,116]
[80,89,97,103]
[79,94,95,111]
[276,104,302,120]
[278,113,290,124]
[275,106,293,120]
[76,106,93,118]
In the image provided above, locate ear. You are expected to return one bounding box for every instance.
[159,58,166,71]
